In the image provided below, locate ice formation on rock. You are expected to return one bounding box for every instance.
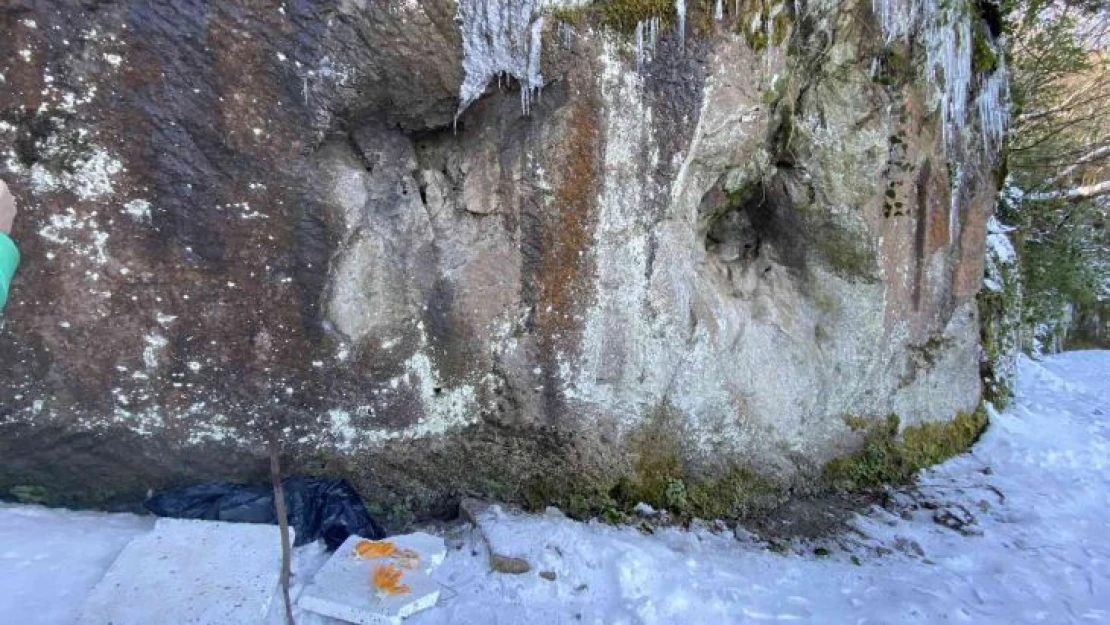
[872,0,1010,159]
[676,0,686,50]
[457,0,547,117]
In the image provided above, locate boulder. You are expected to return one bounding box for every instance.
[0,0,1001,521]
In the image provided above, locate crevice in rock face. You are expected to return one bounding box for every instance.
[704,176,806,268]
[914,159,932,312]
[706,198,762,265]
[698,173,809,300]
[294,194,339,342]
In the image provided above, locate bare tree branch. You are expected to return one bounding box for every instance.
[1048,144,1110,183]
[1027,179,1110,202]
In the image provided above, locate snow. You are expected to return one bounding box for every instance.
[2,352,1110,624]
[984,214,1018,293]
[990,215,1016,268]
[1028,179,1110,203]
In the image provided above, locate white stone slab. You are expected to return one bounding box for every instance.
[76,518,292,625]
[297,534,444,625]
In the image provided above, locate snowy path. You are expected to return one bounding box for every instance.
[2,352,1108,624]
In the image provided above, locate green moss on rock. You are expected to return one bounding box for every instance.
[771,10,793,46]
[825,408,989,490]
[971,21,998,73]
[552,0,674,34]
[731,0,793,51]
[614,403,782,519]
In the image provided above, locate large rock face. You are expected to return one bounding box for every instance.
[0,0,1002,519]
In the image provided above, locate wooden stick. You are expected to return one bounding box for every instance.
[269,433,295,625]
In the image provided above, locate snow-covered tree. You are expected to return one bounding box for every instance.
[1001,0,1109,351]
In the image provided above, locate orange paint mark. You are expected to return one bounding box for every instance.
[372,563,411,596]
[354,540,396,559]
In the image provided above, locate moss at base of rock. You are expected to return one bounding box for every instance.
[824,408,989,490]
[516,402,786,523]
[611,403,783,520]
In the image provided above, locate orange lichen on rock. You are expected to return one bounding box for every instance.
[372,563,411,596]
[354,540,396,559]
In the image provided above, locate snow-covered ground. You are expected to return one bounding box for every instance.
[2,352,1108,624]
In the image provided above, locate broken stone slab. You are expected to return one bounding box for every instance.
[297,533,444,625]
[459,497,531,575]
[76,518,292,625]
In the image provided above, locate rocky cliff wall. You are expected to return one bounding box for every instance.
[0,0,1005,520]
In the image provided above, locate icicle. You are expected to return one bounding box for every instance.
[649,17,658,55]
[527,14,545,108]
[636,20,645,73]
[456,0,547,119]
[872,0,919,42]
[715,0,723,21]
[675,0,686,51]
[948,165,964,246]
[871,0,985,159]
[976,44,1010,158]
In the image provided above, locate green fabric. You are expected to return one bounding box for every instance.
[0,232,20,312]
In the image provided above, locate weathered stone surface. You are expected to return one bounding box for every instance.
[0,1,997,521]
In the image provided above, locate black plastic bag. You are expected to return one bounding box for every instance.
[144,477,385,550]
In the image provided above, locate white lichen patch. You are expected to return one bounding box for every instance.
[142,333,168,370]
[122,199,152,222]
[330,320,491,448]
[327,408,357,451]
[37,207,111,265]
[69,149,123,200]
[560,41,661,424]
[110,405,164,437]
[3,148,24,175]
[31,147,123,201]
[186,418,242,446]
